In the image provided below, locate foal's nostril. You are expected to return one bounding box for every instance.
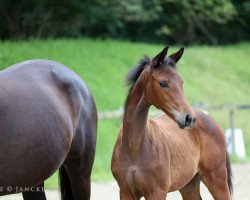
[184,114,196,128]
[185,114,192,126]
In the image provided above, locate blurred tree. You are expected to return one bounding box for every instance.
[157,0,237,44]
[0,0,87,39]
[229,0,250,42]
[0,0,249,44]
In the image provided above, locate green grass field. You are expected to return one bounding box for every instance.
[0,38,249,188]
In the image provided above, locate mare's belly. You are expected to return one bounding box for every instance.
[0,129,71,191]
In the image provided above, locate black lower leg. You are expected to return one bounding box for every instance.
[22,183,46,200]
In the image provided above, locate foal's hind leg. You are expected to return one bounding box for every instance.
[179,173,202,200]
[22,182,46,200]
[201,166,231,200]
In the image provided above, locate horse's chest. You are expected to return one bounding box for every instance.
[118,158,167,195]
[168,154,198,191]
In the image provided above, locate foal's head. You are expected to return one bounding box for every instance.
[127,46,196,129]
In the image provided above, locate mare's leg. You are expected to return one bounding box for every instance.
[64,145,95,200]
[200,165,231,200]
[65,163,91,200]
[179,173,202,200]
[63,123,96,200]
[22,182,46,200]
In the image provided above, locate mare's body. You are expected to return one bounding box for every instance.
[0,60,97,200]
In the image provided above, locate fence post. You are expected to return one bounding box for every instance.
[229,109,235,155]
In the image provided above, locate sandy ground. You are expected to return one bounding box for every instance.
[1,163,249,200]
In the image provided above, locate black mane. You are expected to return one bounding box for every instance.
[124,57,150,110]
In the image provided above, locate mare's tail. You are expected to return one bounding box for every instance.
[59,165,74,200]
[226,152,233,195]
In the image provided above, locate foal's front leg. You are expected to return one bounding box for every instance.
[145,190,167,200]
[120,190,140,200]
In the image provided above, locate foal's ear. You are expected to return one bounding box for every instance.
[169,47,184,63]
[151,46,169,69]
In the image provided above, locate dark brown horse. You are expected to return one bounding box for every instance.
[0,59,97,200]
[111,47,232,199]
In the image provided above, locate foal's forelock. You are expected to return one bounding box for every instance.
[124,56,177,111]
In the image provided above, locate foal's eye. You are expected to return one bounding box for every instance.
[159,81,169,88]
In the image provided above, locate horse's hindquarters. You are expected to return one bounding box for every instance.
[0,60,97,198]
[0,128,71,191]
[0,91,73,191]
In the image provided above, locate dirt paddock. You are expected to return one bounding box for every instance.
[1,163,249,200]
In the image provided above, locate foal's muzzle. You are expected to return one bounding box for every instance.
[174,112,196,129]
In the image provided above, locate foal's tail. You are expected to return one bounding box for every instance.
[59,165,74,200]
[226,152,233,195]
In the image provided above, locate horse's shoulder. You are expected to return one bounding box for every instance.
[149,114,175,130]
[147,117,161,131]
[147,117,174,140]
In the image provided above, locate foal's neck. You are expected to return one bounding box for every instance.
[122,80,150,156]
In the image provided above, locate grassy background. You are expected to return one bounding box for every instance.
[0,38,249,188]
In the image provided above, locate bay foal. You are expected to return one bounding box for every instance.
[111,47,232,200]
